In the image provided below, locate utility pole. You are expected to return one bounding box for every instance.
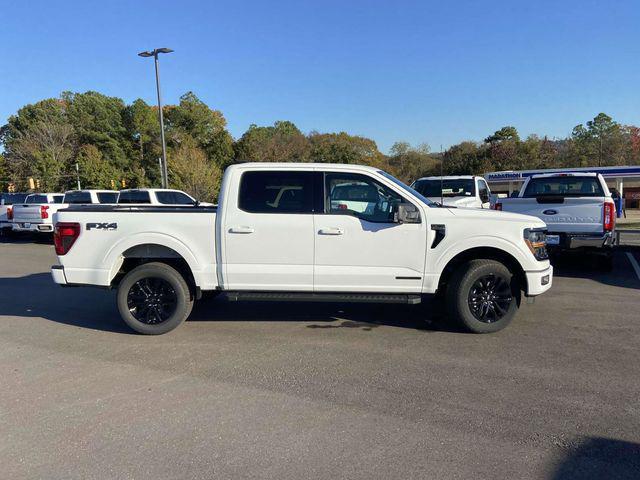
[75,163,81,190]
[440,145,444,206]
[138,47,173,188]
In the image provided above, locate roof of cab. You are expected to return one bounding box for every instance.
[228,162,381,173]
[529,172,599,179]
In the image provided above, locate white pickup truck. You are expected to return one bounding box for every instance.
[1,193,29,235]
[117,188,199,205]
[411,176,492,209]
[495,173,615,266]
[51,163,553,335]
[11,193,65,234]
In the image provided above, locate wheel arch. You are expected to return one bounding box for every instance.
[109,243,197,293]
[436,246,528,294]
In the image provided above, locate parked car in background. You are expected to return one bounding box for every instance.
[411,176,492,208]
[0,193,29,235]
[11,193,65,234]
[63,190,119,205]
[495,173,615,267]
[51,163,553,335]
[116,188,200,206]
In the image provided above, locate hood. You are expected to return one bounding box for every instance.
[447,206,547,228]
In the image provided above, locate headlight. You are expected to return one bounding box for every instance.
[524,228,548,261]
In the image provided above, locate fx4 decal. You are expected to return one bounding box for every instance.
[86,222,118,231]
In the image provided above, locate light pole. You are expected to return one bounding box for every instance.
[138,47,173,188]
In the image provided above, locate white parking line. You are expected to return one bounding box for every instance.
[626,252,640,281]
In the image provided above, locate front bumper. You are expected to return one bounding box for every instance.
[12,222,53,233]
[525,265,553,296]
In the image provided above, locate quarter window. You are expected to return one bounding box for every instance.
[156,191,195,205]
[325,173,402,223]
[239,171,315,214]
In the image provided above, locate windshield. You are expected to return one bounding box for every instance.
[377,171,436,207]
[523,176,605,198]
[413,178,476,198]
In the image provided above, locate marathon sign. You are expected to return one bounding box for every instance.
[485,172,523,181]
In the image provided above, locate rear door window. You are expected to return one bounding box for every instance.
[64,191,92,204]
[97,192,119,204]
[118,191,151,204]
[26,195,47,204]
[239,171,316,214]
[523,177,604,197]
[52,195,64,204]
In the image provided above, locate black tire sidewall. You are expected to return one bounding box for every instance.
[447,260,519,333]
[117,263,193,335]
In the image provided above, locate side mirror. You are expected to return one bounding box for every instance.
[480,191,490,203]
[396,203,421,224]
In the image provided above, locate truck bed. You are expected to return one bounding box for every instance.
[53,204,218,289]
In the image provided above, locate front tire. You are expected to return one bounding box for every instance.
[117,262,194,335]
[446,259,520,333]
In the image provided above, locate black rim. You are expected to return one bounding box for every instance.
[127,277,178,325]
[468,273,513,323]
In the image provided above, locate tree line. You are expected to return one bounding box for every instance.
[1,90,639,201]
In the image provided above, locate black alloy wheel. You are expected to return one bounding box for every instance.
[467,274,513,323]
[127,277,178,325]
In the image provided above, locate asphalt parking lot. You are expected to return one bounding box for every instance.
[1,239,639,479]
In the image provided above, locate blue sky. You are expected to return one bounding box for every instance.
[2,0,639,153]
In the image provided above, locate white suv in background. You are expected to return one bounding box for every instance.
[63,190,119,205]
[117,189,199,206]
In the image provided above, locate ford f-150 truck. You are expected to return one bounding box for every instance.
[495,173,615,267]
[51,163,553,335]
[411,176,492,209]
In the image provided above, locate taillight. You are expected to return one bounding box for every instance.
[603,202,615,232]
[7,207,13,220]
[40,205,50,219]
[494,202,502,211]
[54,222,80,255]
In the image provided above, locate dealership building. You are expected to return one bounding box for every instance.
[484,165,640,209]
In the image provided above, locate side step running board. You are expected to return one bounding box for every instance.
[223,291,422,305]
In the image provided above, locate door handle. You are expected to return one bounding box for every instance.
[229,226,255,234]
[318,228,344,235]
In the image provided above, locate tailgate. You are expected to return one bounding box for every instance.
[13,205,44,222]
[503,197,605,234]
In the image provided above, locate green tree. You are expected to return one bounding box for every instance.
[485,126,520,144]
[168,137,222,202]
[76,144,120,189]
[386,142,437,183]
[123,99,160,186]
[234,121,309,163]
[307,132,383,166]
[571,113,623,167]
[64,91,131,171]
[166,92,234,167]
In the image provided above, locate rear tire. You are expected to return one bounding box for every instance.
[445,259,520,333]
[117,262,194,335]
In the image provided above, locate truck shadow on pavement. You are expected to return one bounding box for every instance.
[549,436,640,480]
[0,273,449,334]
[551,249,640,290]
